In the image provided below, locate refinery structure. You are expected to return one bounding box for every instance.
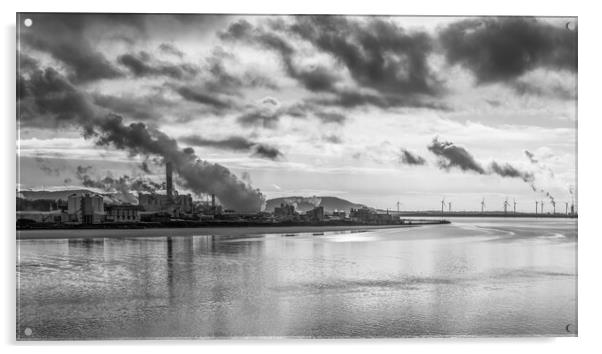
[16,162,577,229]
[17,162,409,228]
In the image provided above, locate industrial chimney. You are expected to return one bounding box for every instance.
[166,161,173,201]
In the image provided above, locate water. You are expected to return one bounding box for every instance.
[16,218,577,339]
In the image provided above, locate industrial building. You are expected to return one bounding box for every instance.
[105,204,141,223]
[274,203,296,220]
[67,193,105,224]
[138,161,193,217]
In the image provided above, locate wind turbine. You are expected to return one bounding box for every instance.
[503,198,510,214]
[513,199,517,214]
[551,200,556,215]
[448,201,452,213]
[481,197,486,213]
[535,201,538,215]
[565,202,568,215]
[396,201,400,214]
[541,200,545,214]
[441,197,446,215]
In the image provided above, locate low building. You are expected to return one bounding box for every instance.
[349,207,376,223]
[138,190,193,217]
[105,204,141,223]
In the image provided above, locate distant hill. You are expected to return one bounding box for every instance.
[265,196,366,213]
[18,187,135,205]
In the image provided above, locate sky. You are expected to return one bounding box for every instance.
[17,14,577,212]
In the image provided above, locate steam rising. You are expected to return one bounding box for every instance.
[19,66,265,212]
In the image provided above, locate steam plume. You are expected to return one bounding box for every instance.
[19,66,265,212]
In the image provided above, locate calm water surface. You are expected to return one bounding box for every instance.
[17,218,577,339]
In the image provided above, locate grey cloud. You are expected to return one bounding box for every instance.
[314,111,347,124]
[399,149,427,166]
[92,93,171,121]
[20,14,126,83]
[220,17,444,111]
[18,63,265,211]
[287,16,440,96]
[323,135,342,144]
[174,85,234,110]
[237,109,282,129]
[159,43,184,58]
[427,137,486,174]
[181,135,283,160]
[252,145,284,160]
[117,52,198,79]
[440,17,577,84]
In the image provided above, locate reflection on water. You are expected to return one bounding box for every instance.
[17,218,577,339]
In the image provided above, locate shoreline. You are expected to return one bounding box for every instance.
[17,223,433,240]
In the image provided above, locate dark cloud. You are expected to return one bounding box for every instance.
[323,134,342,144]
[18,67,97,130]
[174,85,234,110]
[117,52,198,79]
[220,19,341,93]
[314,111,347,124]
[182,135,254,150]
[252,145,283,160]
[511,80,576,100]
[399,149,427,166]
[440,17,577,83]
[158,43,184,58]
[18,63,265,211]
[427,137,486,174]
[311,89,448,110]
[287,16,441,96]
[19,14,127,83]
[237,109,282,129]
[92,93,170,121]
[220,17,444,110]
[181,135,283,160]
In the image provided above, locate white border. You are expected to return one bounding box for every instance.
[2,1,600,353]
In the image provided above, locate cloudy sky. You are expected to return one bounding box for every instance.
[17,14,577,212]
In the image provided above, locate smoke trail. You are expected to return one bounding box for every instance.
[427,137,486,174]
[398,149,427,166]
[74,166,164,204]
[524,150,538,163]
[92,114,265,212]
[488,161,535,184]
[427,137,544,193]
[524,149,554,177]
[19,66,265,212]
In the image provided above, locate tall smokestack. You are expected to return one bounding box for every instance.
[211,194,216,214]
[166,161,173,200]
